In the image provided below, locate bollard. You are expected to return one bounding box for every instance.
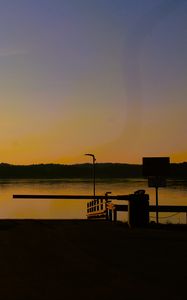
[108,209,113,221]
[113,208,117,222]
[128,190,149,228]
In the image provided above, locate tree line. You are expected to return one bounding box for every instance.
[0,162,186,178]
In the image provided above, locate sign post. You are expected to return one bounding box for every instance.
[155,186,158,224]
[148,176,167,224]
[143,157,170,224]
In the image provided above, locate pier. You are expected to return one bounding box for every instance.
[13,190,149,227]
[13,190,187,226]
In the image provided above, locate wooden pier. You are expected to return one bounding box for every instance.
[13,191,149,226]
[13,191,187,225]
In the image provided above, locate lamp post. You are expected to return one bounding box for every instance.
[85,153,96,200]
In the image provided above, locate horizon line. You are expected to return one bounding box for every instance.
[0,161,187,167]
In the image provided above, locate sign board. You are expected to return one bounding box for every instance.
[148,176,167,188]
[142,157,170,177]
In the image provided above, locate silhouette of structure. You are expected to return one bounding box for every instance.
[143,157,170,224]
[13,190,187,226]
[84,153,96,200]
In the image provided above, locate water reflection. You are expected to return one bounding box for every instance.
[0,178,187,223]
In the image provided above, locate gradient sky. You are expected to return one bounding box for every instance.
[0,0,187,164]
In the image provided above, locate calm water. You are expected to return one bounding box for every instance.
[0,178,187,223]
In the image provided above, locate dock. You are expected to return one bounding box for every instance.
[13,191,187,226]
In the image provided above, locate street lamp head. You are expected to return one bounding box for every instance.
[85,153,94,157]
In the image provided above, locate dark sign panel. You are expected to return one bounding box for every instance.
[142,157,170,177]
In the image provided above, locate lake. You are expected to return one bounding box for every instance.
[0,178,187,223]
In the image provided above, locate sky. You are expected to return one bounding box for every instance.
[0,0,187,165]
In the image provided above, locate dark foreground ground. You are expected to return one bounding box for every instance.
[0,220,186,300]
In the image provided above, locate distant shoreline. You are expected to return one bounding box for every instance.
[0,162,187,179]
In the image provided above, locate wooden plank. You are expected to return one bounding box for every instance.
[13,194,132,200]
[13,194,104,200]
[107,204,187,213]
[87,212,106,219]
[149,205,187,213]
[107,204,187,212]
[109,205,187,213]
[114,205,128,211]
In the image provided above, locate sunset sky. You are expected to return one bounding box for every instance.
[0,0,187,165]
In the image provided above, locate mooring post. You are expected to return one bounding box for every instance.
[105,192,111,221]
[113,207,117,222]
[108,209,112,222]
